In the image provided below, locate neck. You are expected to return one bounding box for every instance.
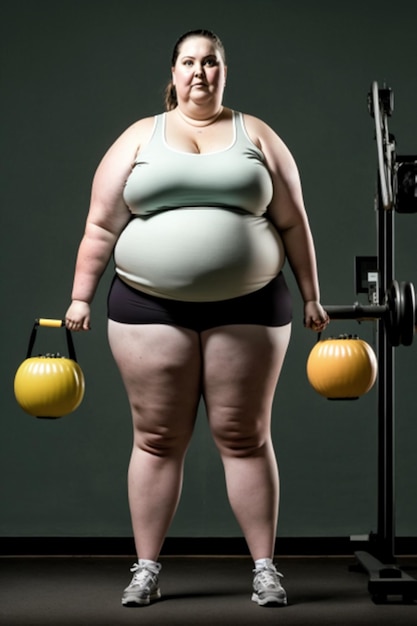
[175,106,224,127]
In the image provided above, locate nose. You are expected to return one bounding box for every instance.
[194,63,205,76]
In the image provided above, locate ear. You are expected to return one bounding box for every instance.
[223,66,228,84]
[171,67,176,86]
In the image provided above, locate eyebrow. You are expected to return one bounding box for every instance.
[180,54,218,61]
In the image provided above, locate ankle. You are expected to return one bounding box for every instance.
[138,558,161,573]
[254,557,273,571]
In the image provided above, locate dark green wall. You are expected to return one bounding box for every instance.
[1,0,416,539]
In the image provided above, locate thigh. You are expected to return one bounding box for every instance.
[108,320,202,442]
[201,324,291,437]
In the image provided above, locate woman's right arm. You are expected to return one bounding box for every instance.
[65,117,154,331]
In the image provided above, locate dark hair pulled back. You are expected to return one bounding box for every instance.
[164,29,226,111]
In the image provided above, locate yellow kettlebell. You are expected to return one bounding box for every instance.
[306,334,378,400]
[14,318,85,419]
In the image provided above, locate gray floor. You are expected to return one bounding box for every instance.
[1,556,416,625]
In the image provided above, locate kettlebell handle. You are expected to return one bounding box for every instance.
[26,319,77,361]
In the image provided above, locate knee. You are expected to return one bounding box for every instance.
[134,426,192,458]
[136,433,173,458]
[211,420,268,459]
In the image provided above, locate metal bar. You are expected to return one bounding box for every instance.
[354,551,417,601]
[376,200,396,563]
[323,304,386,321]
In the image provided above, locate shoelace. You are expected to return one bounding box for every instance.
[253,565,284,589]
[130,563,159,586]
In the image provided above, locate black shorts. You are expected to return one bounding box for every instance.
[107,273,292,332]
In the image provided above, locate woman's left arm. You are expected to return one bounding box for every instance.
[245,114,329,330]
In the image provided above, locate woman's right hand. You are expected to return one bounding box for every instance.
[65,300,91,331]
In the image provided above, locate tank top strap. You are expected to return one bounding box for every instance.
[233,110,244,137]
[152,113,165,146]
[233,110,265,159]
[156,112,164,134]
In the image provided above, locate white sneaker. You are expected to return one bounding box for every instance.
[251,563,287,606]
[122,560,161,606]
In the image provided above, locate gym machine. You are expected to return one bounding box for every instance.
[322,81,417,603]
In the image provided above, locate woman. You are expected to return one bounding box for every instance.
[65,29,329,607]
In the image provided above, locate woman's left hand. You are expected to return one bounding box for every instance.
[303,300,330,332]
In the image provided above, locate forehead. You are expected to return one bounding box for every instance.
[177,36,221,59]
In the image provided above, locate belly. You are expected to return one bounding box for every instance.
[114,208,285,301]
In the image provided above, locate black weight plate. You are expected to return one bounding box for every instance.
[386,280,401,347]
[400,281,415,346]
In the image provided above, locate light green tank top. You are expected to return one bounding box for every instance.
[115,111,285,301]
[123,111,273,216]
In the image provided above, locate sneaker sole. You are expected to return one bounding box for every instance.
[251,592,287,607]
[122,589,161,607]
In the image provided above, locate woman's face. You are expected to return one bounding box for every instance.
[171,36,227,108]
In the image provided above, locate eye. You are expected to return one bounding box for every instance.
[203,57,218,67]
[182,59,194,67]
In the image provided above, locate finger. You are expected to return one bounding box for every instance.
[66,319,82,331]
[311,318,330,331]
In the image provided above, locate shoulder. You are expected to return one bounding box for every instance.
[105,115,158,158]
[91,115,158,192]
[94,115,159,177]
[241,113,290,155]
[241,112,298,177]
